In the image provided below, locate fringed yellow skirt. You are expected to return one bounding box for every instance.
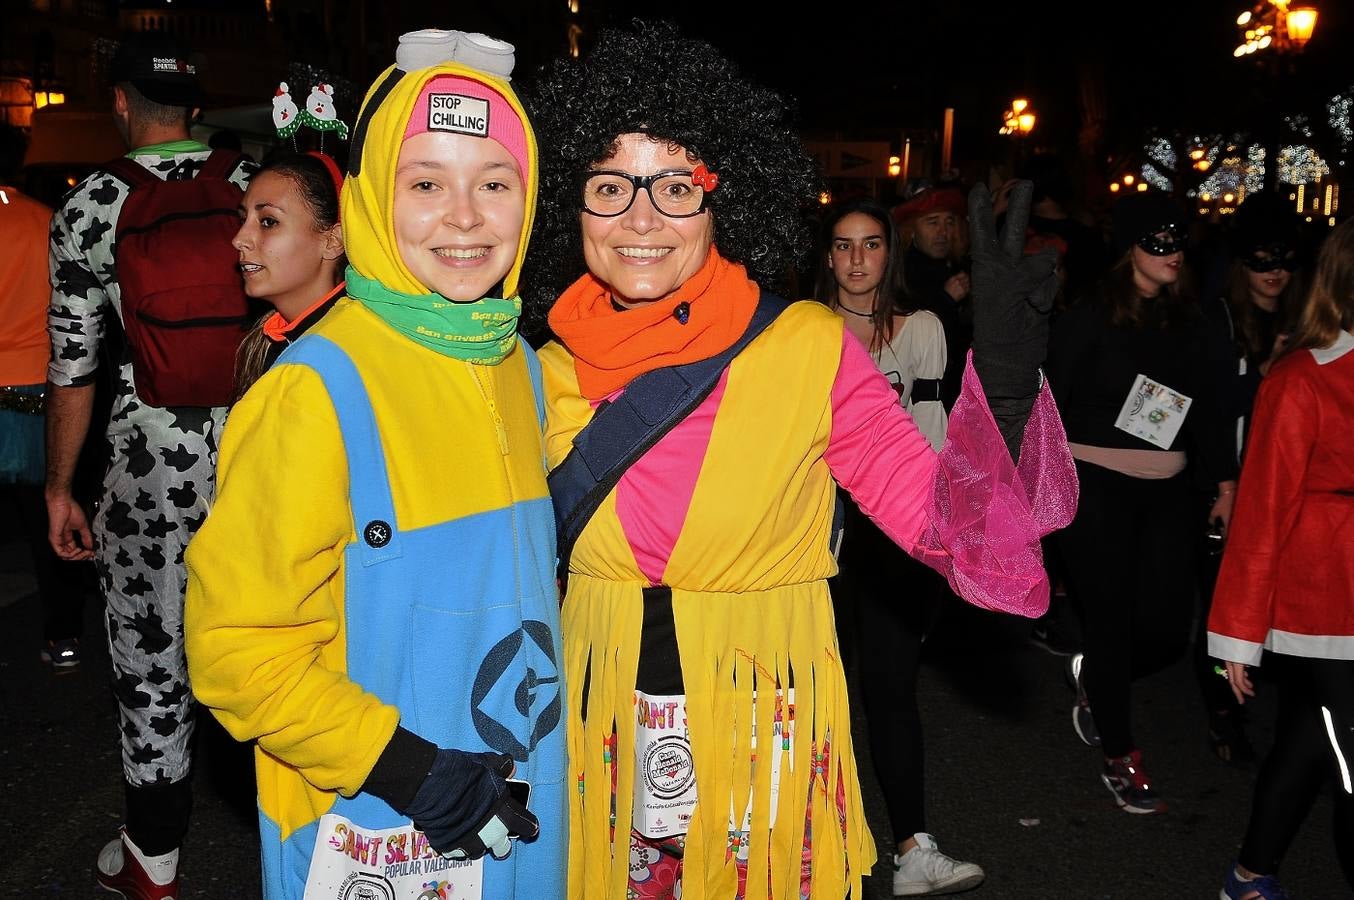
[564,574,875,899]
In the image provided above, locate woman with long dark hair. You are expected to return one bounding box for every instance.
[816,199,981,894]
[1208,218,1354,900]
[816,198,947,447]
[231,151,345,402]
[1047,192,1237,815]
[1195,194,1307,765]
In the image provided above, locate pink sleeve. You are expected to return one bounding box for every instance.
[825,331,938,554]
[828,334,1079,618]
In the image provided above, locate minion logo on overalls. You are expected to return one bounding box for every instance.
[472,620,562,761]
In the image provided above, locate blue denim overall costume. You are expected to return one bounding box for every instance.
[256,335,566,900]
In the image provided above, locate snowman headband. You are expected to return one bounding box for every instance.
[273,81,350,147]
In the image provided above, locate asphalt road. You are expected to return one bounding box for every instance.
[0,536,1346,899]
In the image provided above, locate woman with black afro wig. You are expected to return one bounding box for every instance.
[521,21,818,315]
[526,20,1078,900]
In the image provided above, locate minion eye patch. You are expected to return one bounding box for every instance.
[427,94,489,137]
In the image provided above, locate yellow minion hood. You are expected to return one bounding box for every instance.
[341,61,536,303]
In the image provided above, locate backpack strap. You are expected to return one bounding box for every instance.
[198,149,247,181]
[101,156,158,190]
[103,149,244,190]
[548,292,791,580]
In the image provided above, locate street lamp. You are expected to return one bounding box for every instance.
[1233,2,1321,191]
[1233,2,1318,56]
[33,88,65,109]
[998,98,1036,137]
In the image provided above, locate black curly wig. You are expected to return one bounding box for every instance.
[520,20,820,320]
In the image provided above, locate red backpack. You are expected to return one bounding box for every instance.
[105,149,251,408]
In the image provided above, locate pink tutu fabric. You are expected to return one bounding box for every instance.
[912,356,1079,618]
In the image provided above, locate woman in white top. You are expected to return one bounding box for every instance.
[816,198,982,897]
[820,199,948,449]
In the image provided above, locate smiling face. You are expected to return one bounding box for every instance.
[1245,255,1292,311]
[232,169,343,318]
[579,133,715,307]
[1130,238,1184,297]
[827,212,888,306]
[392,130,526,302]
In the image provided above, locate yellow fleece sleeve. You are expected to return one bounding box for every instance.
[185,362,399,796]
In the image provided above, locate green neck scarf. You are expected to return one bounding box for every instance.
[127,139,211,158]
[344,267,520,365]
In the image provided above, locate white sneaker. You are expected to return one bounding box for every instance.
[96,828,179,899]
[892,833,985,896]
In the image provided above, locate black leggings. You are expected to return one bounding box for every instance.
[1238,655,1354,888]
[126,778,194,856]
[1055,461,1196,758]
[831,498,941,843]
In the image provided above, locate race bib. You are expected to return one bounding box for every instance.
[302,814,483,900]
[632,689,796,841]
[633,692,696,839]
[1114,373,1192,450]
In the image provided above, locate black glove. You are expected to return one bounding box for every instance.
[967,180,1060,461]
[363,726,539,860]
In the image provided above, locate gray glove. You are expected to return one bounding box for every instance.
[967,181,1060,461]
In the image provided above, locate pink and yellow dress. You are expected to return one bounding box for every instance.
[541,253,1076,900]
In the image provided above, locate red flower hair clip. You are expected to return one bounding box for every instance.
[692,164,719,192]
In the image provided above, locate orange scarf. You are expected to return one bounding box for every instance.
[548,249,759,399]
[261,282,346,343]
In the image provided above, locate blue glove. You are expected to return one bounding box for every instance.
[362,727,539,861]
[403,748,539,860]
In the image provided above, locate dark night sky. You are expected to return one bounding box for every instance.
[441,0,1354,165]
[255,0,1354,172]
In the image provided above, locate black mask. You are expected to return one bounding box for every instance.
[1135,224,1187,257]
[1242,242,1299,273]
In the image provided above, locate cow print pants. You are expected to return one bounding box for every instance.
[93,409,222,787]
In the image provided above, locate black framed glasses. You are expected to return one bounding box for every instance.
[580,169,710,218]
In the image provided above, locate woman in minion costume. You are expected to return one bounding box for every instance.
[185,31,565,900]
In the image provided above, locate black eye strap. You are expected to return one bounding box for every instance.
[347,68,407,178]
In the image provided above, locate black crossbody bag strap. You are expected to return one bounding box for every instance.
[548,293,791,582]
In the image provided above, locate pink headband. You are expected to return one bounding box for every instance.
[403,74,528,180]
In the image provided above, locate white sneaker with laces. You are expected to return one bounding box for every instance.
[892,833,985,896]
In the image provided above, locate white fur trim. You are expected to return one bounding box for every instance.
[1311,330,1354,365]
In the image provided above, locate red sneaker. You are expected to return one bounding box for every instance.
[1101,749,1168,815]
[96,829,179,900]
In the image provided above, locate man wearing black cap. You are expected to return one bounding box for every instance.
[43,30,255,900]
